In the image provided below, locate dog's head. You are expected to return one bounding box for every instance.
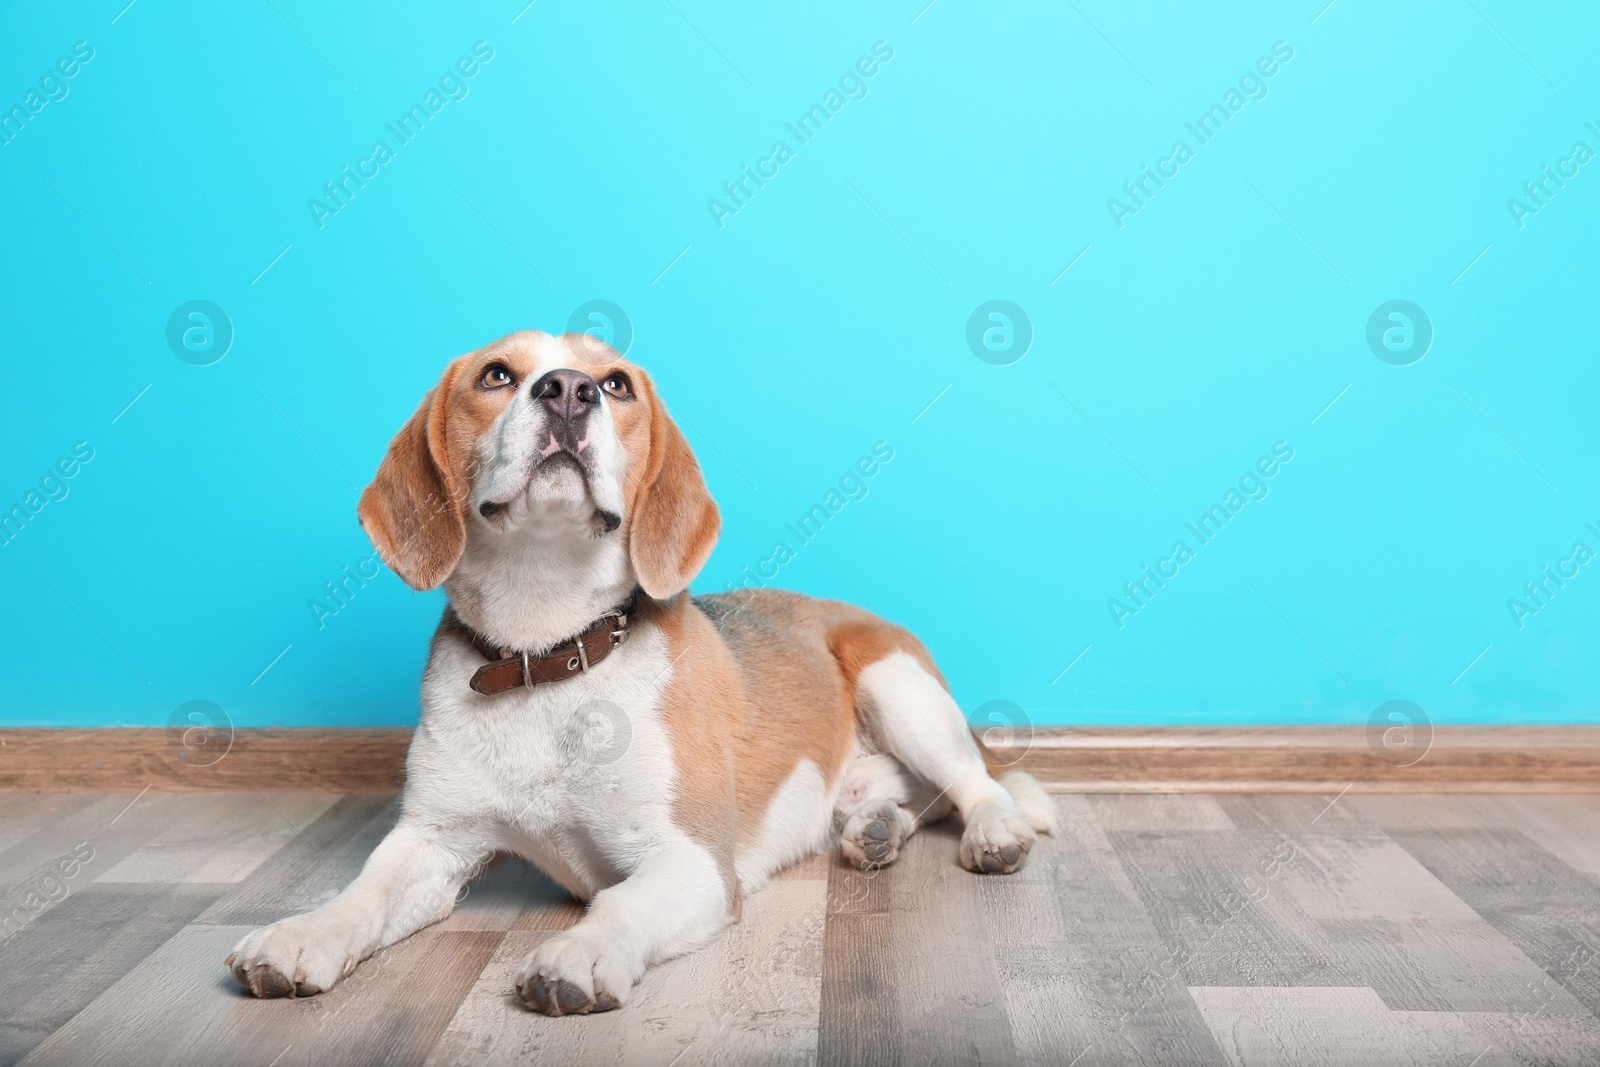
[357,331,720,603]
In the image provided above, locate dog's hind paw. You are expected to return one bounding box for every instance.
[840,801,913,870]
[959,802,1036,875]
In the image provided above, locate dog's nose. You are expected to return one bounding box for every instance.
[531,369,600,422]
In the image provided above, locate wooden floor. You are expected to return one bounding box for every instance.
[2,792,1599,1065]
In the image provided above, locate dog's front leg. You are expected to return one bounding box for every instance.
[516,839,734,1016]
[229,819,487,998]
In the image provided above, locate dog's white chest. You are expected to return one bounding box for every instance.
[410,626,680,898]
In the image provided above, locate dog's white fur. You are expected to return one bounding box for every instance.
[227,331,1057,1014]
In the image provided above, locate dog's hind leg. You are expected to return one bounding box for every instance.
[852,651,1058,874]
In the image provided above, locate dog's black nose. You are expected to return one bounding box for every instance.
[531,369,600,422]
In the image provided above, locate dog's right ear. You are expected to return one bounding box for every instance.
[626,373,721,601]
[358,360,468,590]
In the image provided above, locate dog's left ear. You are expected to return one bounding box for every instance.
[358,358,470,590]
[628,379,721,600]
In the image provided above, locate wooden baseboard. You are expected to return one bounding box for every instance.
[0,728,413,792]
[1,726,1597,793]
[986,726,1600,793]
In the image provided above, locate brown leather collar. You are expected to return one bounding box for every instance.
[459,594,638,695]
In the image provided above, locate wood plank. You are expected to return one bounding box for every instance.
[980,795,1228,1066]
[819,850,901,1066]
[0,793,103,834]
[773,850,831,881]
[1084,794,1236,832]
[0,882,227,1064]
[0,793,99,821]
[505,865,586,933]
[15,922,296,1066]
[6,726,1600,792]
[95,791,341,884]
[1475,795,1600,880]
[1186,986,1498,1067]
[820,822,1019,1066]
[198,793,398,926]
[1218,795,1589,1016]
[0,793,103,868]
[1349,793,1513,831]
[1387,825,1600,1019]
[421,930,574,1065]
[1192,983,1600,1066]
[0,791,165,881]
[427,878,827,1066]
[17,922,501,1067]
[275,930,503,1067]
[0,827,36,865]
[1353,790,1600,882]
[0,790,217,934]
[1451,1010,1600,1066]
[1105,813,1349,988]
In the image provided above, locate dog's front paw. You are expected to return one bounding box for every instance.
[227,913,364,999]
[959,803,1036,875]
[516,932,634,1016]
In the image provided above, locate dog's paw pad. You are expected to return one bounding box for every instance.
[519,974,607,1016]
[978,844,1022,873]
[841,803,909,870]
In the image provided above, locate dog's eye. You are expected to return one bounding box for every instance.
[479,364,513,390]
[602,373,633,400]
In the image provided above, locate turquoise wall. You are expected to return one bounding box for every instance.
[2,0,1596,730]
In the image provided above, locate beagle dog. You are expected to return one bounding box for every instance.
[227,330,1058,1016]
